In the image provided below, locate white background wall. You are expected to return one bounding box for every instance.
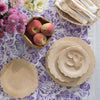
[95,19,100,100]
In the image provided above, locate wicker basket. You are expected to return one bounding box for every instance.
[22,17,53,49]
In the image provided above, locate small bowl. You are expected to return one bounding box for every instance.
[22,17,53,49]
[54,0,100,26]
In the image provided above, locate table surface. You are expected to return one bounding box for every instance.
[1,0,100,99]
[95,19,100,100]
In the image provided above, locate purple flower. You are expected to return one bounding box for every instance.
[0,19,4,27]
[39,75,47,83]
[78,89,87,97]
[8,14,19,25]
[15,34,22,40]
[6,25,16,34]
[8,8,20,15]
[16,24,25,33]
[56,90,82,100]
[0,31,4,38]
[6,39,14,45]
[0,3,7,15]
[19,14,27,25]
[0,51,4,61]
[70,94,81,100]
[49,0,54,7]
[39,57,45,67]
[66,87,72,89]
[56,90,70,99]
[82,39,91,44]
[80,82,90,91]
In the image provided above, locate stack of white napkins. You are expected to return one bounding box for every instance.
[55,0,98,24]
